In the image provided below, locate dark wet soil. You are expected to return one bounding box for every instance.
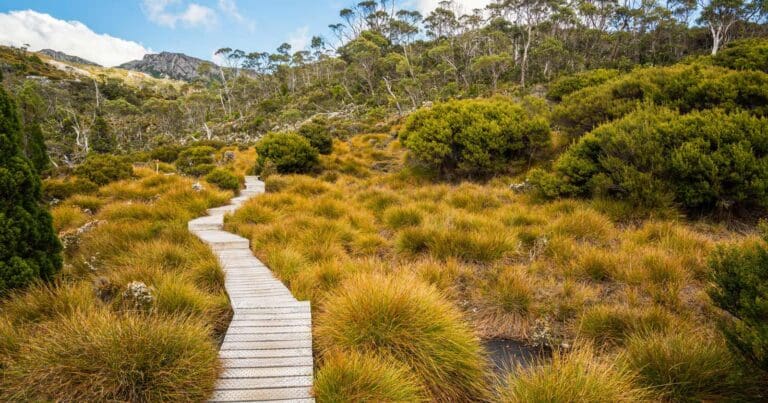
[483,339,549,373]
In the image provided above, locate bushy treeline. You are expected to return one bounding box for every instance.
[2,0,766,167]
[553,64,768,139]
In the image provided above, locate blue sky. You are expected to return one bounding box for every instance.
[0,0,476,66]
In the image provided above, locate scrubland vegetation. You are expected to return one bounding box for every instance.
[1,0,768,400]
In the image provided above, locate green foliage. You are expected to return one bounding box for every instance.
[533,106,768,213]
[298,118,333,155]
[150,145,181,163]
[0,85,61,294]
[547,69,621,101]
[175,146,216,177]
[22,123,49,173]
[553,65,768,139]
[255,132,319,174]
[74,154,133,186]
[42,178,98,201]
[708,227,768,371]
[399,98,551,177]
[713,39,768,73]
[204,168,242,192]
[90,115,115,154]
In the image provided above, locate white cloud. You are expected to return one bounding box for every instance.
[288,26,311,51]
[0,10,150,67]
[414,0,494,15]
[218,0,255,32]
[142,0,217,29]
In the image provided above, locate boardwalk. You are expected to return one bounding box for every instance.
[189,176,314,402]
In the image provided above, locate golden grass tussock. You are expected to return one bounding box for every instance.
[499,345,650,402]
[621,329,756,401]
[576,305,674,346]
[1,312,220,402]
[51,205,89,233]
[314,273,490,401]
[64,194,105,212]
[315,350,428,402]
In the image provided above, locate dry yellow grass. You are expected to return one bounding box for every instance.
[223,134,756,400]
[1,172,233,401]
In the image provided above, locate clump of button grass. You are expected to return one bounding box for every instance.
[500,345,650,402]
[315,273,490,401]
[315,350,427,402]
[1,312,219,402]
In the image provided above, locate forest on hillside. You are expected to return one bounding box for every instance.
[1,0,766,167]
[1,0,768,401]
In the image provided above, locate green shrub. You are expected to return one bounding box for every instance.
[255,132,319,174]
[315,351,426,402]
[713,38,768,73]
[399,98,550,177]
[22,123,49,173]
[74,154,133,186]
[547,69,621,101]
[90,115,115,154]
[0,85,62,294]
[553,65,768,139]
[1,312,219,402]
[175,146,215,177]
[42,177,98,201]
[532,106,768,212]
[708,226,768,371]
[150,145,181,163]
[204,168,242,192]
[314,273,489,401]
[298,118,333,155]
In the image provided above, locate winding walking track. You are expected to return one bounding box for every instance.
[189,177,315,402]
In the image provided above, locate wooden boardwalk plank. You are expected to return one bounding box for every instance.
[189,177,315,402]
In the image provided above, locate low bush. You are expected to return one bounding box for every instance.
[622,330,752,400]
[204,168,242,192]
[298,118,333,155]
[315,350,426,402]
[255,132,319,174]
[314,273,489,401]
[74,154,133,186]
[42,177,98,201]
[547,69,621,101]
[150,145,181,163]
[708,226,768,371]
[175,146,216,177]
[1,312,219,402]
[399,98,550,177]
[500,346,649,402]
[553,64,768,138]
[532,106,768,213]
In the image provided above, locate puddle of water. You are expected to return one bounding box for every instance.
[483,339,548,374]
